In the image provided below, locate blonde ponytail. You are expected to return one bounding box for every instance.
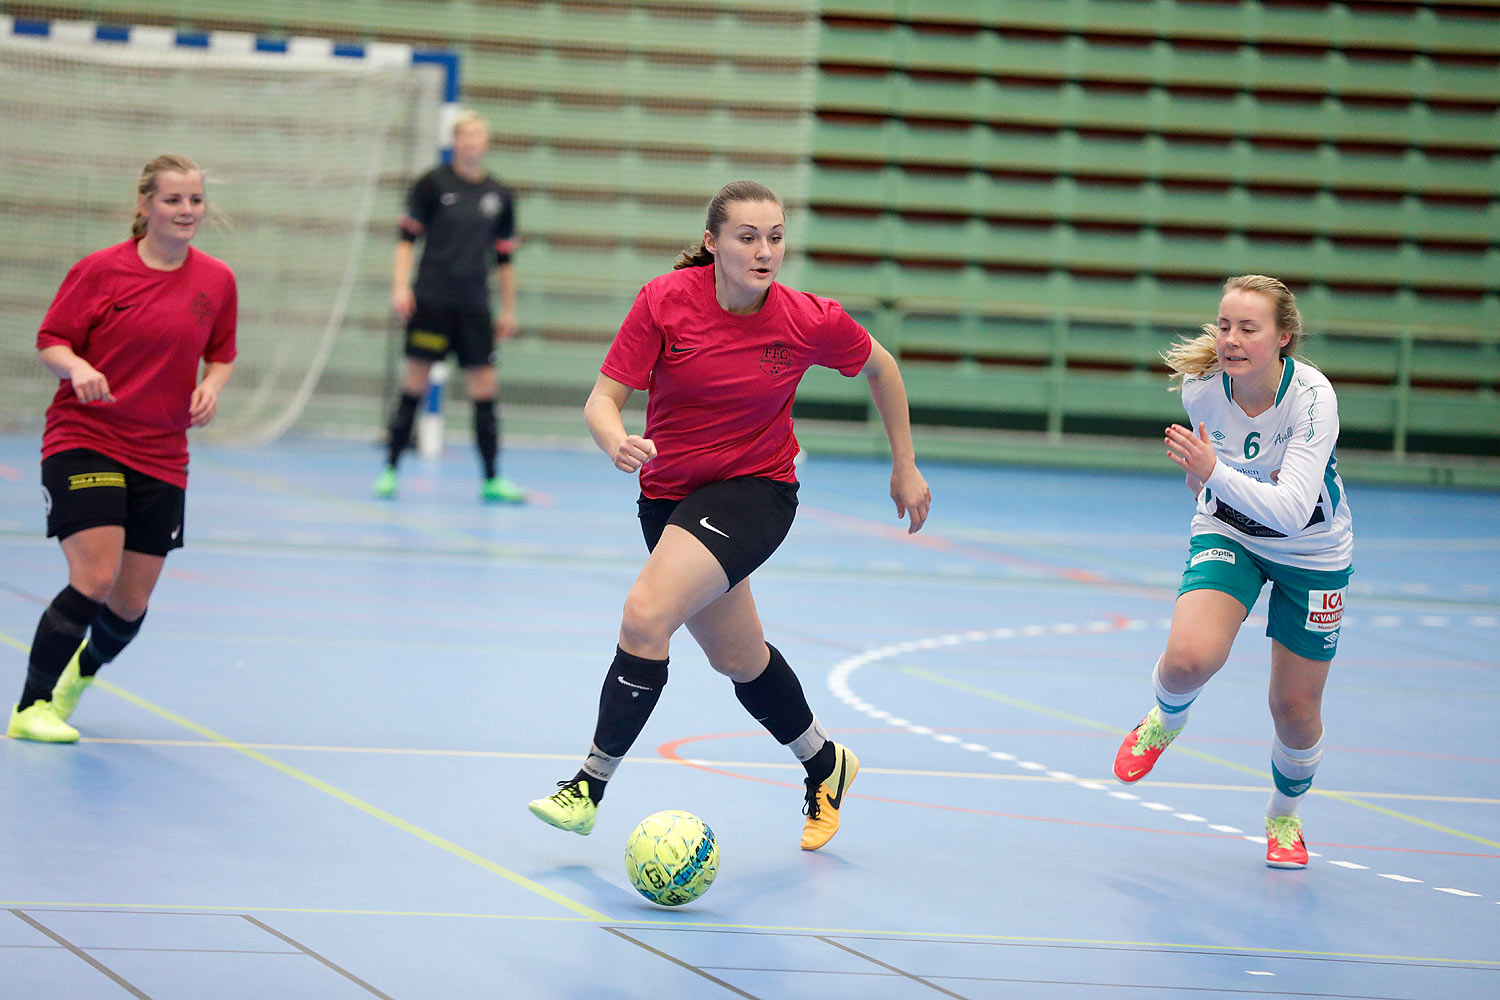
[1163,274,1305,390]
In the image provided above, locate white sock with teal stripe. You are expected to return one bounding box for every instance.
[1152,658,1202,732]
[1267,734,1324,817]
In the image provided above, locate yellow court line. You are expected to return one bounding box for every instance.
[0,621,605,923]
[903,666,1500,850]
[90,679,606,921]
[76,738,1500,806]
[2,901,1497,967]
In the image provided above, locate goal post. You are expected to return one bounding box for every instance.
[0,16,457,445]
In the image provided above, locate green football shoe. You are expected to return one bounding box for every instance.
[7,700,80,743]
[481,476,526,504]
[373,466,398,499]
[528,778,597,835]
[51,641,93,721]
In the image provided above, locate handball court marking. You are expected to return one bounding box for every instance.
[0,628,605,923]
[603,925,1500,999]
[824,616,1500,900]
[8,908,396,1000]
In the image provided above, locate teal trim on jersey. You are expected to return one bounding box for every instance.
[1272,761,1313,798]
[1274,357,1295,406]
[1220,372,1233,402]
[1324,450,1342,517]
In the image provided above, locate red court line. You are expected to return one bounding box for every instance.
[798,506,1109,584]
[656,731,1500,860]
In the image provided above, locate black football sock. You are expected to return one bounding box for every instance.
[385,391,421,467]
[578,646,669,803]
[19,586,102,709]
[733,643,835,782]
[79,606,146,677]
[473,398,498,480]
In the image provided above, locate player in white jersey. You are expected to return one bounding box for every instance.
[1111,275,1353,869]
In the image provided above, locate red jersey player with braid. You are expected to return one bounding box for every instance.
[8,154,236,743]
[529,180,931,851]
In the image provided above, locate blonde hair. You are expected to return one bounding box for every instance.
[131,154,202,239]
[1162,274,1305,388]
[673,180,784,269]
[452,109,488,138]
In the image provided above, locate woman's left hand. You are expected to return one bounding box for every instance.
[1165,422,1216,483]
[188,383,220,427]
[891,464,931,534]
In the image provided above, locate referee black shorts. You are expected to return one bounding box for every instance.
[41,448,185,556]
[404,300,496,369]
[638,476,799,590]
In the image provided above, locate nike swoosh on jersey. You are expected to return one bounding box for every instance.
[669,344,691,353]
[698,516,728,538]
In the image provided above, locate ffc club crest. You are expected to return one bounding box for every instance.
[759,340,791,377]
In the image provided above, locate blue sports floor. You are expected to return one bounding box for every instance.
[1,431,1497,999]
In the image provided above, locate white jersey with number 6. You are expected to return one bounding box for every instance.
[1184,357,1353,571]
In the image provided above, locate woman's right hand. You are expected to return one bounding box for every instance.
[69,362,113,404]
[611,434,656,473]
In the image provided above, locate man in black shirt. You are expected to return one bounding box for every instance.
[375,110,524,503]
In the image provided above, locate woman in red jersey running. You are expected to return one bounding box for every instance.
[8,154,237,743]
[530,180,931,851]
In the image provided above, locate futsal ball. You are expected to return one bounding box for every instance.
[625,810,719,906]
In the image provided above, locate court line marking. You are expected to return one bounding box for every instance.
[827,617,1500,899]
[603,926,762,999]
[9,909,152,998]
[59,737,1500,805]
[655,733,1498,860]
[89,678,605,921]
[2,627,604,920]
[6,902,1497,967]
[241,914,396,999]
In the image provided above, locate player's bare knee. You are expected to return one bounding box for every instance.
[708,655,762,684]
[619,590,675,652]
[70,571,116,603]
[1269,694,1321,738]
[1159,650,1218,691]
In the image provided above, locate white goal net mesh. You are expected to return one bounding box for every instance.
[0,30,442,442]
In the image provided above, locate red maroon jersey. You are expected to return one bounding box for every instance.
[601,265,871,500]
[38,240,238,488]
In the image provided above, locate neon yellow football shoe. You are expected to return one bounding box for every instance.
[51,641,93,721]
[528,778,597,835]
[7,700,80,743]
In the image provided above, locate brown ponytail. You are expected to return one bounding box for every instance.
[672,179,783,269]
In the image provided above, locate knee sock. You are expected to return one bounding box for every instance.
[733,643,836,784]
[473,399,498,480]
[19,585,102,709]
[385,391,421,468]
[574,646,668,803]
[79,607,146,678]
[1268,734,1324,818]
[1153,657,1203,732]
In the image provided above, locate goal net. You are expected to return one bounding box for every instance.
[0,22,445,443]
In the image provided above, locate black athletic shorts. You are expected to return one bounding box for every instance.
[41,448,185,556]
[638,476,799,589]
[404,300,496,368]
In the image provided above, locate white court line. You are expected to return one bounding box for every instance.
[827,617,1495,903]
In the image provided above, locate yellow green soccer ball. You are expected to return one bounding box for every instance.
[624,810,718,906]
